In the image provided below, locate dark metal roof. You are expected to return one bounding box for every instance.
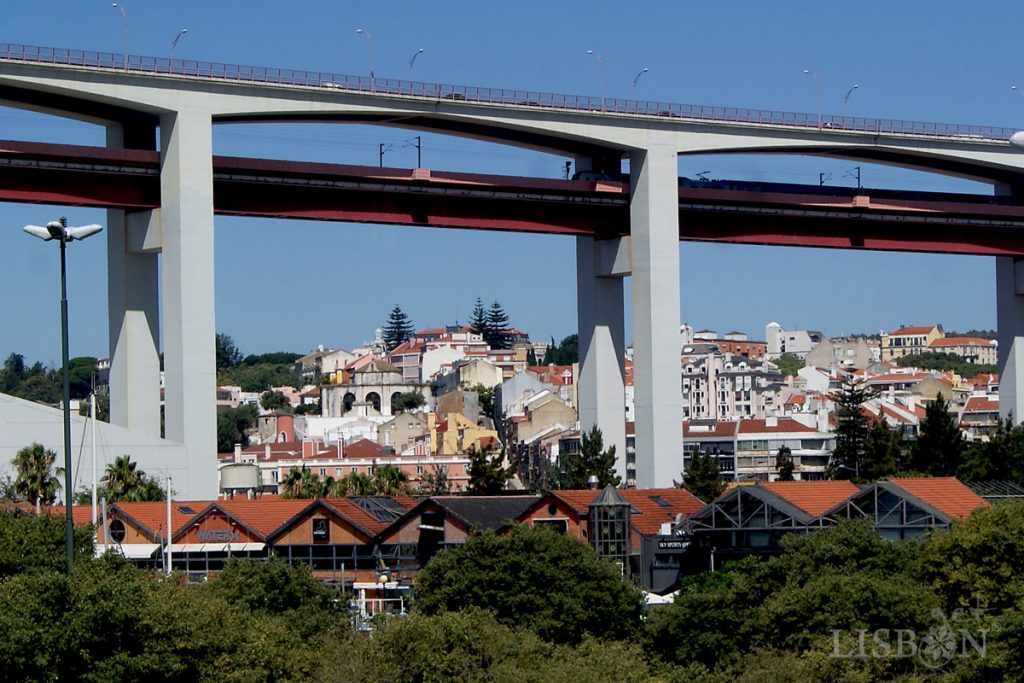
[966,480,1024,501]
[590,484,629,507]
[433,496,542,532]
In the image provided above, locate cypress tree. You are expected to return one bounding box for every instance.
[485,300,510,349]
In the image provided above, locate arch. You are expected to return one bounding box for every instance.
[342,392,355,415]
[365,392,381,414]
[390,391,403,414]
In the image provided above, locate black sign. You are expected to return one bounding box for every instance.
[658,539,690,550]
[313,518,330,542]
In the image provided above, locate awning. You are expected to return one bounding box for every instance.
[96,543,161,559]
[170,542,266,553]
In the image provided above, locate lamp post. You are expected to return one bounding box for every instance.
[632,67,648,101]
[111,3,128,69]
[408,47,424,82]
[586,49,605,111]
[803,68,821,128]
[22,217,103,575]
[171,28,188,53]
[355,28,375,92]
[842,84,859,119]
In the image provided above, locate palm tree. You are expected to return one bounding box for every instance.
[280,466,307,499]
[12,442,61,506]
[331,471,376,496]
[373,464,410,496]
[103,455,144,502]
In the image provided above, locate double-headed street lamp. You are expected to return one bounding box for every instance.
[23,217,103,575]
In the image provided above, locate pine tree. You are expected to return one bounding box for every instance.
[466,444,516,495]
[550,426,620,489]
[382,305,415,352]
[468,298,488,337]
[860,419,902,481]
[910,393,964,476]
[776,446,795,481]
[678,449,725,503]
[485,301,510,350]
[828,377,875,480]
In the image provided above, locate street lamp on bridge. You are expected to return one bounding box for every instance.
[842,84,859,119]
[586,49,605,111]
[22,217,104,575]
[803,68,821,128]
[355,28,376,92]
[408,48,425,82]
[632,67,649,101]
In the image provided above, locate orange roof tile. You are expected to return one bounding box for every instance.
[737,418,820,434]
[550,488,706,531]
[964,396,999,413]
[888,325,939,336]
[761,480,860,516]
[113,501,212,539]
[929,337,995,348]
[205,499,313,539]
[888,477,990,520]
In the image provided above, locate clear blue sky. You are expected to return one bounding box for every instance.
[1,1,1020,366]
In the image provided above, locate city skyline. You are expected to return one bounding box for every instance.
[1,1,1017,364]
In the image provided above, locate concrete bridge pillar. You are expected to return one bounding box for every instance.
[629,144,682,488]
[159,107,217,498]
[576,236,628,484]
[106,124,161,438]
[997,257,1024,423]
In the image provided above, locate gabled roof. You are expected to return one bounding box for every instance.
[384,495,540,537]
[542,488,706,533]
[760,480,860,517]
[186,499,313,540]
[887,477,990,521]
[111,501,211,540]
[342,438,388,459]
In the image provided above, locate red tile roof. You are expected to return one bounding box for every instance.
[549,488,706,531]
[737,418,820,434]
[112,501,212,539]
[760,480,860,516]
[683,421,738,438]
[964,396,999,413]
[888,325,939,336]
[929,337,995,348]
[888,477,990,520]
[206,499,313,539]
[341,439,387,459]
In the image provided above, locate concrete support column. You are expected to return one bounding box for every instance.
[160,108,217,499]
[106,124,161,437]
[997,257,1024,423]
[629,144,682,488]
[576,236,628,483]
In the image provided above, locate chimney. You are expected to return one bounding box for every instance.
[765,415,778,428]
[264,443,271,461]
[302,439,315,459]
[233,443,242,463]
[336,438,344,460]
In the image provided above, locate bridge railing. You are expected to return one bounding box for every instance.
[0,42,1016,142]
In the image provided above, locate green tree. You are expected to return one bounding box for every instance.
[0,353,26,393]
[550,425,620,489]
[102,455,165,502]
[419,464,450,495]
[896,351,997,380]
[12,374,61,405]
[679,449,725,503]
[330,471,377,496]
[67,356,98,400]
[776,445,795,481]
[463,382,494,417]
[11,443,62,505]
[543,334,579,365]
[216,404,258,453]
[216,332,243,370]
[466,444,515,495]
[910,393,964,476]
[77,393,109,422]
[860,418,903,481]
[391,390,426,413]
[468,297,488,337]
[959,417,1024,484]
[383,305,415,352]
[484,300,510,349]
[260,390,292,413]
[373,464,410,496]
[413,526,644,645]
[774,352,804,378]
[828,377,875,480]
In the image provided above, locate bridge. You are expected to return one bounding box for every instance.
[3,43,1024,497]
